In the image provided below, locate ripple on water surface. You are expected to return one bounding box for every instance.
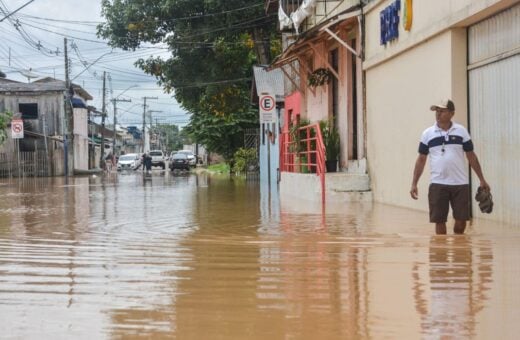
[0,174,519,339]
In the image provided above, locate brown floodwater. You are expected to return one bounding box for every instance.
[0,172,519,339]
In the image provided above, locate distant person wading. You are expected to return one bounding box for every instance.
[142,152,152,173]
[410,99,491,235]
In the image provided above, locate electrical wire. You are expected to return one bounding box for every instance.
[1,1,263,118]
[18,3,264,26]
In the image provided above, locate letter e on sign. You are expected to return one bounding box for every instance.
[259,93,276,123]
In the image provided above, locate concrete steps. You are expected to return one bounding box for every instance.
[280,172,372,203]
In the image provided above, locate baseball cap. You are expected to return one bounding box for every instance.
[430,99,455,111]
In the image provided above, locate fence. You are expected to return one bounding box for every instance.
[0,149,65,178]
[280,123,326,205]
[244,128,260,177]
[244,128,260,152]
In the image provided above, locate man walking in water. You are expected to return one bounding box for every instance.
[410,99,490,235]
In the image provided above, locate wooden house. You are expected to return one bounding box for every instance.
[0,77,92,174]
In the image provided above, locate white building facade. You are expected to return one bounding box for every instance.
[364,0,520,224]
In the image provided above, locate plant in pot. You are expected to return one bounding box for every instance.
[308,68,333,88]
[320,120,340,172]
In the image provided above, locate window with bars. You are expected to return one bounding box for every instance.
[19,103,38,120]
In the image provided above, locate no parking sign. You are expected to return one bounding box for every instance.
[259,93,276,123]
[11,119,24,139]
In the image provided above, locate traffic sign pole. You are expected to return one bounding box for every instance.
[259,92,277,187]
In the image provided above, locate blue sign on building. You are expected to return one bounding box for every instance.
[380,0,401,45]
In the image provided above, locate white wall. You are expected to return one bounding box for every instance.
[366,31,466,209]
[73,107,88,137]
[74,136,89,171]
[364,0,514,68]
[363,0,513,210]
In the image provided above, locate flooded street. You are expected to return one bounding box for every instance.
[1,172,519,339]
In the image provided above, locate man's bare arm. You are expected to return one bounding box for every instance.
[466,151,490,191]
[410,154,427,200]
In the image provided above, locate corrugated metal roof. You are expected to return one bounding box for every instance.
[0,78,93,101]
[0,82,66,93]
[253,66,284,102]
[34,78,93,100]
[0,79,21,83]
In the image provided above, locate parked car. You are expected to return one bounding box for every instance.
[117,153,141,171]
[177,150,197,167]
[149,150,166,169]
[169,153,190,171]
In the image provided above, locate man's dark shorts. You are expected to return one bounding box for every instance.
[428,183,470,223]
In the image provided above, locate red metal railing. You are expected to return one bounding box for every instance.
[280,123,326,205]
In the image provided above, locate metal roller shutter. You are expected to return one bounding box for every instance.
[468,4,520,224]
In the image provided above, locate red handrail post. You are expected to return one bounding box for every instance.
[279,123,326,207]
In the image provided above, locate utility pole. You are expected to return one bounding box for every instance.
[63,38,74,176]
[87,108,92,168]
[148,111,162,149]
[111,97,131,157]
[142,97,157,152]
[100,71,107,169]
[155,118,161,149]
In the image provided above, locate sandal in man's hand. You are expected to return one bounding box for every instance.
[475,187,493,214]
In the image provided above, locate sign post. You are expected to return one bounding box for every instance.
[259,92,277,187]
[11,118,23,178]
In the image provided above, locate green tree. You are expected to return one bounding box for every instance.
[98,0,278,160]
[152,124,186,152]
[0,111,13,144]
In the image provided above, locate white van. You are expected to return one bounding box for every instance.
[149,150,166,169]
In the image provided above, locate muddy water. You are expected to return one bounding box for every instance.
[0,173,519,339]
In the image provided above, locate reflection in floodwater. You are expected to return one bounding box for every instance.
[0,173,519,339]
[413,236,493,339]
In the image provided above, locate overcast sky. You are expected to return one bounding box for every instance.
[0,0,189,127]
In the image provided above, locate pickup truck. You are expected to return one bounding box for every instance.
[149,150,166,169]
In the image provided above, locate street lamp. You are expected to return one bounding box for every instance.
[117,84,139,99]
[111,85,138,158]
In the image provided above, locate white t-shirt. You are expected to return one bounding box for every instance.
[418,122,474,185]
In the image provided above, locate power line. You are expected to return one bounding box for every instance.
[0,0,35,23]
[15,20,110,45]
[0,1,60,56]
[17,13,100,25]
[15,14,274,47]
[19,3,263,26]
[1,2,259,113]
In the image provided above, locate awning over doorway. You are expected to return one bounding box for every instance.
[270,6,361,70]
